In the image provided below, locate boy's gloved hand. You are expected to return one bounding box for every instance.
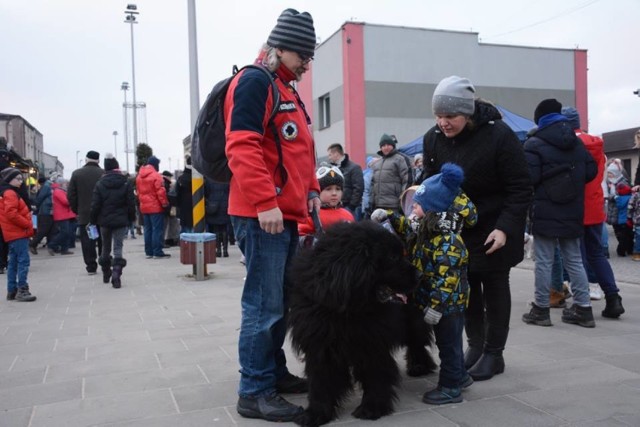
[423,307,442,325]
[370,208,389,223]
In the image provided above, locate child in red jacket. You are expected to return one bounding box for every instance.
[0,168,36,301]
[298,165,354,246]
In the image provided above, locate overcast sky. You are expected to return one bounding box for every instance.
[1,0,639,177]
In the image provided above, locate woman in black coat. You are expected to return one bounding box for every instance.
[422,77,532,381]
[90,155,136,288]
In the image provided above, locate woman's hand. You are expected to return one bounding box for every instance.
[484,229,507,254]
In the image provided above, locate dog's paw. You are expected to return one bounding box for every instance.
[352,402,393,420]
[295,409,332,427]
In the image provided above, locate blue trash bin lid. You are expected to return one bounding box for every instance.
[180,232,216,242]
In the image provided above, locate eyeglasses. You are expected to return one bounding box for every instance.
[295,51,314,64]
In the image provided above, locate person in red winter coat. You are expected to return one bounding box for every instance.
[0,168,36,302]
[136,156,170,259]
[47,178,76,256]
[561,107,625,318]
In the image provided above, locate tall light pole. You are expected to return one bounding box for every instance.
[75,150,80,170]
[124,4,139,168]
[121,81,130,172]
[112,131,118,158]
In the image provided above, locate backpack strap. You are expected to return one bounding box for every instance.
[236,65,287,192]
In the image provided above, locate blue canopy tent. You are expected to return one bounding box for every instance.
[398,105,535,156]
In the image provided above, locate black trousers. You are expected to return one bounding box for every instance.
[31,214,55,247]
[465,269,511,354]
[79,224,102,273]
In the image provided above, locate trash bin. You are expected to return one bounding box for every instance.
[179,232,216,265]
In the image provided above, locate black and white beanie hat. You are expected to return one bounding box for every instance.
[267,8,316,58]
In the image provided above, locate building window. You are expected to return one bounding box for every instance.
[319,94,330,129]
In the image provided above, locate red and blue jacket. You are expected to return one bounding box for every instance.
[224,62,319,222]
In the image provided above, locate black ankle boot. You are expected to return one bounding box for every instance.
[98,257,112,284]
[463,346,483,370]
[468,353,505,381]
[602,293,624,318]
[111,258,127,289]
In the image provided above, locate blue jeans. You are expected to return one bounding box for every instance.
[551,246,564,292]
[231,216,299,397]
[48,219,71,252]
[434,313,465,389]
[7,238,30,292]
[580,223,619,295]
[143,213,165,257]
[534,235,590,307]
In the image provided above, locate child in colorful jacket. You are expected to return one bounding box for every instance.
[627,188,640,260]
[0,168,36,302]
[371,162,477,405]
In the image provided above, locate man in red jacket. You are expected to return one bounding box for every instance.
[224,8,320,423]
[562,107,625,318]
[136,156,170,259]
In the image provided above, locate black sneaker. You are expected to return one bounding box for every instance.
[276,373,308,394]
[153,253,171,259]
[237,394,303,422]
[422,386,462,405]
[6,289,17,300]
[29,245,38,255]
[562,304,596,328]
[522,303,552,326]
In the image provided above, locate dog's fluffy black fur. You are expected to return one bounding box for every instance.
[288,221,436,427]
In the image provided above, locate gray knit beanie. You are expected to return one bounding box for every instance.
[432,76,476,116]
[267,8,316,58]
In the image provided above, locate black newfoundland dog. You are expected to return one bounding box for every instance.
[288,221,436,427]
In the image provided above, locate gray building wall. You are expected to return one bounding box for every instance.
[312,24,580,161]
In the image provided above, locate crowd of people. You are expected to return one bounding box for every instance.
[0,150,233,298]
[2,6,640,425]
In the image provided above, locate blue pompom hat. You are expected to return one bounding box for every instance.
[413,163,464,212]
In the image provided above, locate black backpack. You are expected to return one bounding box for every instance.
[191,65,287,186]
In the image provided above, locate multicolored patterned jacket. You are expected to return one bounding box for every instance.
[628,191,640,227]
[387,191,477,316]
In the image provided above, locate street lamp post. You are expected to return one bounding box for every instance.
[124,4,139,168]
[75,150,80,170]
[112,131,118,158]
[121,81,130,172]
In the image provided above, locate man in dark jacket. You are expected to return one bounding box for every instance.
[522,99,598,328]
[175,156,193,234]
[68,150,104,274]
[327,143,364,215]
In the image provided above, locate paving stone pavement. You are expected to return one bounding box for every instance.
[1,232,639,427]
